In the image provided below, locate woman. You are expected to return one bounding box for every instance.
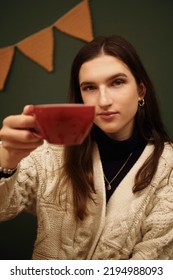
[0,35,173,259]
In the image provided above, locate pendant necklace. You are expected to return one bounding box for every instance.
[104,152,133,190]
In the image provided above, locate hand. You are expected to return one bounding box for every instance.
[0,105,43,169]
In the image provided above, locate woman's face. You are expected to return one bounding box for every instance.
[79,54,145,140]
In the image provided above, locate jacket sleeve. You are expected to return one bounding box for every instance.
[131,168,173,260]
[0,155,38,221]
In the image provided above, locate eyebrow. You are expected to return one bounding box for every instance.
[80,73,128,87]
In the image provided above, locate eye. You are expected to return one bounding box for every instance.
[81,85,97,92]
[111,79,125,87]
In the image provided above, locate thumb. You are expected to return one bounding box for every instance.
[22,104,34,115]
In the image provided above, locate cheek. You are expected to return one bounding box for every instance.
[81,94,96,105]
[118,93,139,115]
[81,94,87,103]
[81,92,86,103]
[124,100,139,118]
[124,90,139,108]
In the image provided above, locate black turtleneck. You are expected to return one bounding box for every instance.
[94,125,147,202]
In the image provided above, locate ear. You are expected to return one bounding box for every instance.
[138,82,146,101]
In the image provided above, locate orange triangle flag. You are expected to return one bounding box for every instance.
[17,27,54,72]
[0,46,15,91]
[54,0,93,42]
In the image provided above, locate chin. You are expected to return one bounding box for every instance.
[98,125,118,134]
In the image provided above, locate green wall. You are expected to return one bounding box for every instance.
[0,0,173,259]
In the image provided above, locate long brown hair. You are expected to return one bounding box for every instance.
[62,35,172,220]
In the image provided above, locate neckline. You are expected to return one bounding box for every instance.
[94,125,146,160]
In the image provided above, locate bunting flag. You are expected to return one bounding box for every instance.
[0,47,15,91]
[54,0,93,42]
[17,28,54,72]
[0,0,93,91]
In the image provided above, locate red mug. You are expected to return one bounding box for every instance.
[33,104,95,145]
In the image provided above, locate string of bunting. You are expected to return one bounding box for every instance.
[0,0,94,91]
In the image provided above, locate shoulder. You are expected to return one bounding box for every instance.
[152,142,173,188]
[160,142,173,167]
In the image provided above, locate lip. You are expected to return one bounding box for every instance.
[98,111,116,115]
[97,111,118,120]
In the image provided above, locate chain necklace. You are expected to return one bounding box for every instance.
[104,152,133,190]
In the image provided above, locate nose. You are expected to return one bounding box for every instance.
[98,86,112,107]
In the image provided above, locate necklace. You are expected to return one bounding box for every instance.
[104,152,133,190]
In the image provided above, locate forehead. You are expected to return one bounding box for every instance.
[79,54,132,81]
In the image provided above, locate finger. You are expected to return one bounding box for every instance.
[22,106,43,138]
[22,104,34,116]
[3,114,36,130]
[1,138,43,150]
[0,126,42,143]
